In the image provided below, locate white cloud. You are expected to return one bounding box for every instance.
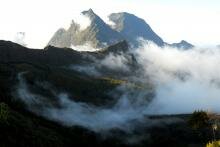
[100,53,130,72]
[14,32,26,46]
[72,13,92,31]
[71,42,101,52]
[134,41,220,114]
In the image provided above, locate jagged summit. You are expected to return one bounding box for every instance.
[48,9,123,49]
[108,12,164,46]
[81,8,104,25]
[81,8,96,20]
[48,9,193,50]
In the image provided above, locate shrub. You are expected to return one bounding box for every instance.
[206,141,220,147]
[0,102,10,122]
[188,110,210,130]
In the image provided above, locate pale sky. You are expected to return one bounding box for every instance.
[0,0,220,48]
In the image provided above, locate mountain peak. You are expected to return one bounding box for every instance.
[108,12,164,46]
[48,10,192,50]
[48,9,124,49]
[82,8,94,14]
[180,40,188,44]
[81,9,97,20]
[170,40,194,49]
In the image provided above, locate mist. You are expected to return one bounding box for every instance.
[69,40,220,115]
[14,32,26,47]
[14,40,220,135]
[16,73,152,132]
[72,13,92,31]
[135,41,220,114]
[71,42,101,52]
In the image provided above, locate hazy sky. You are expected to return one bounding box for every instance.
[0,0,220,48]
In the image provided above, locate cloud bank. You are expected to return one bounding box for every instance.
[16,73,152,132]
[134,41,220,114]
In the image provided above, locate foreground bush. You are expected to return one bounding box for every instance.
[0,102,9,122]
[206,141,220,147]
[189,110,210,129]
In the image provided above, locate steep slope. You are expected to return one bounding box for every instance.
[49,10,194,50]
[108,12,164,47]
[48,9,124,48]
[0,40,138,106]
[0,40,214,147]
[0,40,84,66]
[0,40,131,66]
[169,40,194,49]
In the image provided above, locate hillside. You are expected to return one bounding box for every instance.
[0,40,217,146]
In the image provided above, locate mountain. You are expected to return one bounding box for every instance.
[0,40,84,66]
[0,40,214,147]
[48,9,195,50]
[108,12,164,47]
[0,40,131,66]
[0,39,136,104]
[169,40,194,49]
[48,9,124,48]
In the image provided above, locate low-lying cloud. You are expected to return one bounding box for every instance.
[100,53,131,72]
[14,40,220,135]
[16,73,152,133]
[134,41,220,114]
[71,42,101,52]
[69,40,220,115]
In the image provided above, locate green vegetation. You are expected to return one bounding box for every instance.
[0,63,126,147]
[188,110,210,130]
[0,62,218,147]
[207,141,220,147]
[101,77,126,85]
[0,102,9,123]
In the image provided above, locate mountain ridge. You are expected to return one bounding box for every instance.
[169,40,194,49]
[108,12,165,46]
[48,9,194,50]
[48,9,124,48]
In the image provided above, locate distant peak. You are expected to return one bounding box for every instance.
[81,9,96,19]
[109,12,140,20]
[88,8,94,13]
[170,40,194,49]
[82,8,94,14]
[180,40,187,43]
[110,12,130,16]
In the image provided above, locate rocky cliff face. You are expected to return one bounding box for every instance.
[48,9,194,50]
[109,12,164,47]
[48,9,124,48]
